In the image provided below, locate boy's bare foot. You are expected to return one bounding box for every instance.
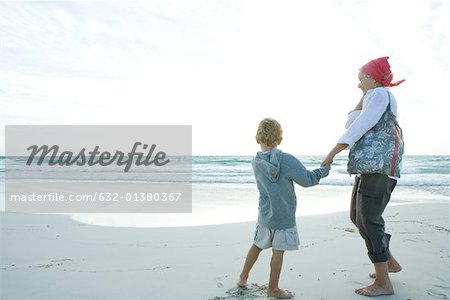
[267,288,292,299]
[369,257,402,278]
[355,282,394,297]
[237,277,248,288]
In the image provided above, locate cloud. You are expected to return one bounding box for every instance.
[1,1,449,155]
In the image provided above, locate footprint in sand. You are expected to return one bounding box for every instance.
[31,258,74,269]
[427,288,449,300]
[210,283,292,300]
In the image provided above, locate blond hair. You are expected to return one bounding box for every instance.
[256,118,283,147]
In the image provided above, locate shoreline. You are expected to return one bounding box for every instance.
[1,183,449,228]
[1,201,449,299]
[69,184,449,228]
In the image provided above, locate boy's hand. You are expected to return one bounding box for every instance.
[321,159,332,169]
[322,163,331,170]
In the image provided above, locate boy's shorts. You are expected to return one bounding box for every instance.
[253,223,300,251]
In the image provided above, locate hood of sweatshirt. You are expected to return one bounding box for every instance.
[252,148,282,182]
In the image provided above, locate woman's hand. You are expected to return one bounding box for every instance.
[321,153,334,167]
[322,144,349,167]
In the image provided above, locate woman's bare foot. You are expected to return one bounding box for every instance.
[267,288,292,299]
[355,282,394,297]
[369,257,402,278]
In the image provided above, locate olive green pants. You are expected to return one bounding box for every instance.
[350,174,397,263]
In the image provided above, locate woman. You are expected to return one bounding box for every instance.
[322,56,405,297]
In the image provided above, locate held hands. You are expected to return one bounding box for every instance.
[321,144,349,169]
[321,153,334,169]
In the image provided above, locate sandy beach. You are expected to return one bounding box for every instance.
[1,194,449,300]
[2,1,449,299]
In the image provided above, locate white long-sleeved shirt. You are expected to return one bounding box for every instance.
[338,87,397,147]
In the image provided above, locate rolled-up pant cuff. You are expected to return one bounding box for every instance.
[368,248,391,263]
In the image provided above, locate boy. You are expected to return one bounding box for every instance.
[238,118,329,299]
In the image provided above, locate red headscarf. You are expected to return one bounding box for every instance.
[361,56,405,87]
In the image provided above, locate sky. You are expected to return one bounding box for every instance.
[1,0,449,156]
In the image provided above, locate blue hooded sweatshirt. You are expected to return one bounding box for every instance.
[252,148,329,230]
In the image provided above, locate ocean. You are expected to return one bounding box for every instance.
[2,155,449,188]
[1,155,449,227]
[191,155,450,189]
